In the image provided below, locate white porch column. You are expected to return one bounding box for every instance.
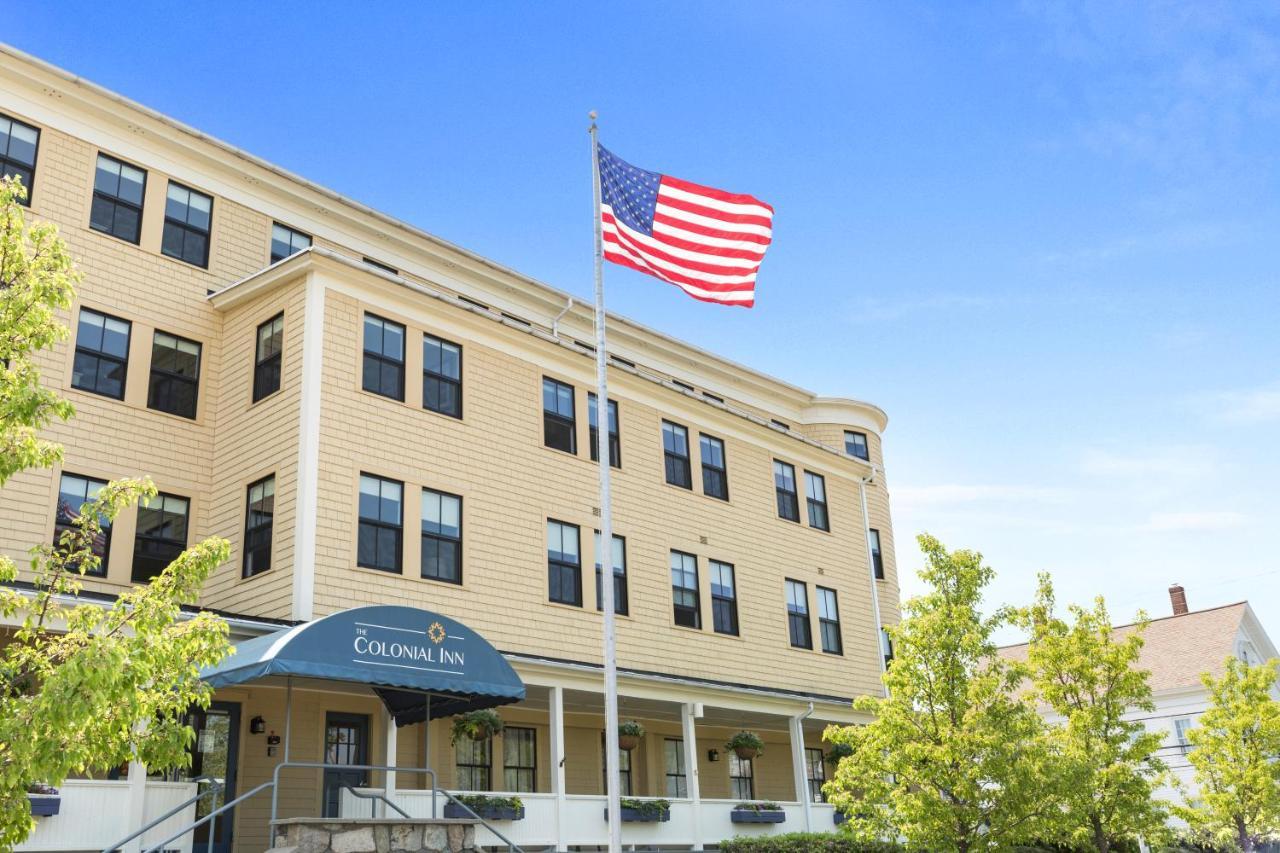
[549,686,566,849]
[788,709,813,832]
[681,703,703,851]
[384,707,397,810]
[124,757,147,853]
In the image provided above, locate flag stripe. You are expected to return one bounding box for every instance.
[662,175,776,213]
[656,193,774,228]
[604,249,756,305]
[651,211,773,245]
[604,232,760,291]
[602,211,763,268]
[605,227,761,284]
[654,202,774,238]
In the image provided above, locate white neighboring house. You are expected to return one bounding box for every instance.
[1001,584,1279,812]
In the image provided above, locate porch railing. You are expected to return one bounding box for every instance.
[94,775,222,853]
[101,762,524,853]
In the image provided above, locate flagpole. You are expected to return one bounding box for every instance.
[590,110,623,853]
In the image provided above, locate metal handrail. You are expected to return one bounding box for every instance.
[340,785,409,819]
[435,788,524,852]
[137,779,276,853]
[98,775,223,853]
[269,761,438,823]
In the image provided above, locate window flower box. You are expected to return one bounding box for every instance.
[27,785,61,818]
[605,799,671,822]
[444,795,524,821]
[730,802,785,823]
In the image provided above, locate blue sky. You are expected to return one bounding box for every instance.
[11,2,1280,644]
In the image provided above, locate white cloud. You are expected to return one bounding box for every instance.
[1079,447,1216,478]
[1210,382,1280,425]
[1141,511,1249,532]
[892,483,1072,511]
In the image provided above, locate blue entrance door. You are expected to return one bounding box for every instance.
[323,712,370,817]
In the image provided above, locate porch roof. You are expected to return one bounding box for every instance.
[199,605,525,725]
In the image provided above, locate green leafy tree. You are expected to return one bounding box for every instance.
[1016,574,1171,852]
[1175,657,1280,852]
[0,176,232,848]
[824,534,1055,852]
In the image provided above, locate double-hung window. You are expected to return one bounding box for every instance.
[882,627,894,668]
[547,520,582,606]
[503,727,537,792]
[148,331,201,419]
[662,421,692,488]
[243,475,275,578]
[72,308,131,399]
[90,153,146,243]
[786,579,812,649]
[422,333,462,418]
[845,430,869,461]
[421,488,462,584]
[870,528,884,578]
[594,532,627,615]
[357,474,403,573]
[664,738,688,797]
[588,393,620,467]
[54,473,110,577]
[700,434,728,500]
[270,222,311,263]
[1174,718,1194,755]
[671,550,701,629]
[601,733,633,796]
[729,754,754,800]
[805,747,826,802]
[161,182,212,267]
[253,314,284,402]
[0,114,39,201]
[362,314,405,401]
[817,586,843,655]
[542,378,576,453]
[805,471,829,530]
[774,460,799,521]
[710,560,738,636]
[455,737,491,791]
[133,493,189,583]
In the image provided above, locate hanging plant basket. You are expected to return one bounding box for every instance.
[725,730,764,761]
[617,720,645,751]
[450,709,504,745]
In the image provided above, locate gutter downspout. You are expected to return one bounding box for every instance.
[858,473,889,697]
[789,702,815,832]
[551,297,574,338]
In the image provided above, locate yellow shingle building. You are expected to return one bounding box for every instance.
[0,44,899,852]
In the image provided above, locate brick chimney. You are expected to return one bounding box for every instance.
[1169,584,1188,616]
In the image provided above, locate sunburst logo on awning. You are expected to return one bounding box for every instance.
[428,621,446,644]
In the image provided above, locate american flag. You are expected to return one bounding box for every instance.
[597,145,774,307]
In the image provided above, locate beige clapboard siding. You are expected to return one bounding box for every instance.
[306,287,886,701]
[200,279,307,617]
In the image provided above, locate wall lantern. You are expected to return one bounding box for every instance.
[707,749,720,762]
[250,716,266,735]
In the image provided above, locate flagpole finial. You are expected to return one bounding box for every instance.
[588,110,598,121]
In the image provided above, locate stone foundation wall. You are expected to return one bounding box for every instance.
[270,818,477,853]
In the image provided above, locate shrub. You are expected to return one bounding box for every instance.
[717,833,902,852]
[824,742,853,766]
[732,801,783,812]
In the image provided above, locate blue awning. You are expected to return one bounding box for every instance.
[200,605,525,726]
